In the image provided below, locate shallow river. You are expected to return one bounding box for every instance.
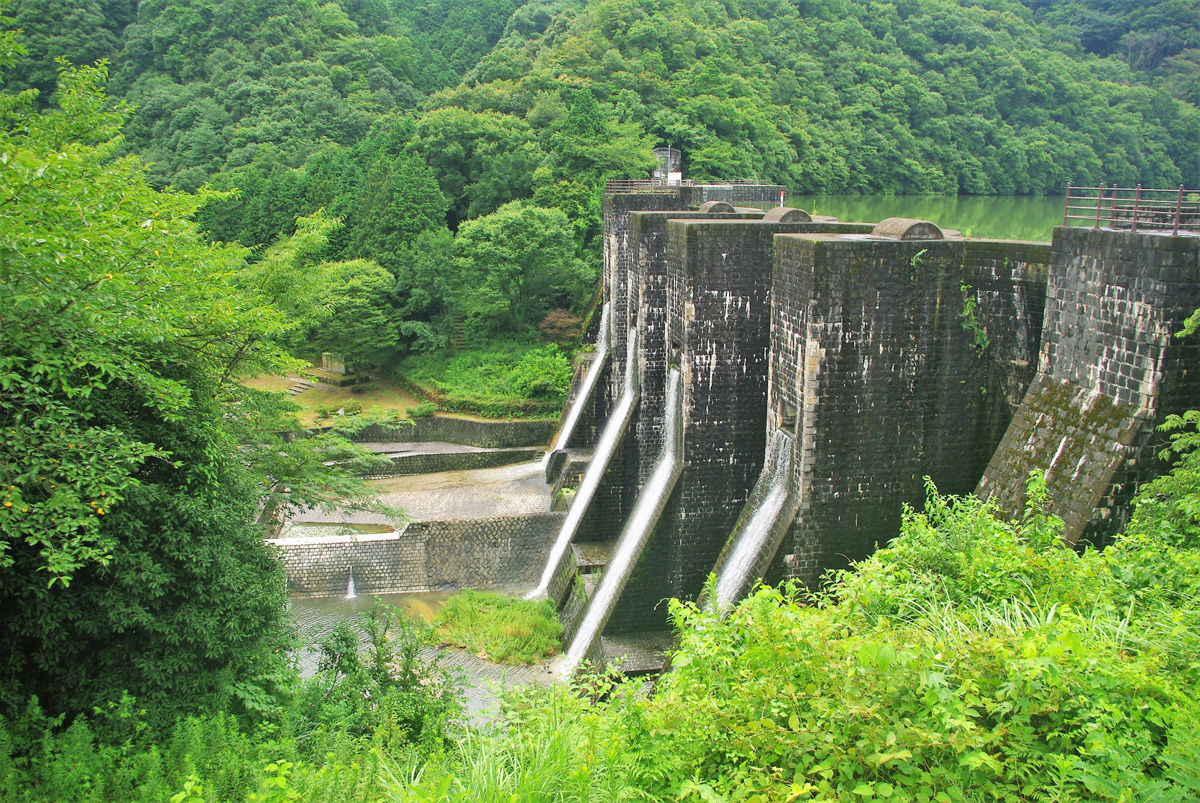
[289,591,453,675]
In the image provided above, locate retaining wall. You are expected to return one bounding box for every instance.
[357,448,541,480]
[275,513,564,598]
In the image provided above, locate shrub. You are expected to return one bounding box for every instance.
[408,401,437,419]
[396,342,571,418]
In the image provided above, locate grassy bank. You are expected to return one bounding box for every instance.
[397,343,571,420]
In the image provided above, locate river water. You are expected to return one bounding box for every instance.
[787,194,1064,241]
[289,591,453,675]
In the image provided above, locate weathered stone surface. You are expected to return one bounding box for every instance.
[978,228,1200,544]
[607,219,874,633]
[697,200,736,213]
[337,417,556,449]
[872,217,945,240]
[764,234,1040,585]
[762,207,812,223]
[358,448,541,479]
[275,513,564,598]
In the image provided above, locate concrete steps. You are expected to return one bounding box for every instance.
[286,378,319,396]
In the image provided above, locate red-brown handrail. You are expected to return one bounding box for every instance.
[1064,184,1200,236]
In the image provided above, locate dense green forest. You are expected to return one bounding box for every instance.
[3,0,1198,365]
[2,0,1200,800]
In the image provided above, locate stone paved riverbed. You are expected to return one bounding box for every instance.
[286,460,552,526]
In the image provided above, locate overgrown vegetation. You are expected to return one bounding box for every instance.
[434,590,563,664]
[395,468,1200,802]
[0,604,462,803]
[398,343,571,419]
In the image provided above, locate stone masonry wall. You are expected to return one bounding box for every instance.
[275,513,564,598]
[604,219,871,634]
[767,234,1050,587]
[358,448,541,480]
[629,210,763,487]
[978,227,1200,544]
[328,417,556,449]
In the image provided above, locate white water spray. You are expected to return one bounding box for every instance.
[344,568,357,600]
[707,429,795,615]
[542,305,612,468]
[527,331,640,601]
[561,368,683,677]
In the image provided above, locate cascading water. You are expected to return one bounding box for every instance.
[541,305,612,469]
[561,368,683,677]
[345,568,357,600]
[706,429,796,615]
[527,331,640,601]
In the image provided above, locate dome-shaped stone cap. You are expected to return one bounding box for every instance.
[762,206,812,223]
[697,200,736,213]
[872,217,944,240]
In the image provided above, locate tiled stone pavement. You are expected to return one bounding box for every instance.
[287,460,553,526]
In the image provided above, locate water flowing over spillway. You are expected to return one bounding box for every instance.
[561,368,683,677]
[541,304,611,468]
[707,429,796,615]
[527,331,640,601]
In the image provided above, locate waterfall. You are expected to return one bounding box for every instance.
[344,568,357,600]
[527,330,640,601]
[706,429,796,615]
[561,368,683,677]
[542,305,612,468]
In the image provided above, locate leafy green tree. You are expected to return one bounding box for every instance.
[407,106,546,226]
[347,151,447,271]
[0,59,384,724]
[452,202,592,337]
[3,0,134,103]
[304,259,401,378]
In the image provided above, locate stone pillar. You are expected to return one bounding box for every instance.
[766,233,1046,585]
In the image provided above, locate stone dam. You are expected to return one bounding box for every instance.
[275,182,1200,675]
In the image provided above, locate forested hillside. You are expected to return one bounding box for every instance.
[1020,0,1199,104]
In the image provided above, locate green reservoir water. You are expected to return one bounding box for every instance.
[786,194,1064,242]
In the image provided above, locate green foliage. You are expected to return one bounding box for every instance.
[1127,409,1200,549]
[346,151,448,273]
[302,259,401,376]
[452,202,593,338]
[0,603,462,803]
[297,602,463,751]
[391,468,1200,802]
[433,590,563,664]
[958,281,991,356]
[1021,0,1200,104]
[398,342,570,418]
[407,401,437,419]
[0,57,391,727]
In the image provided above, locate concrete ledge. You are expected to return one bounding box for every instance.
[359,447,541,479]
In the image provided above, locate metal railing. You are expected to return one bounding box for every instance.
[1063,184,1200,235]
[604,178,783,194]
[605,178,692,193]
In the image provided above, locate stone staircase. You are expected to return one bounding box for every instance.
[286,378,319,396]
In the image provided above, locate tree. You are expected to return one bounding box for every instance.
[347,151,448,271]
[304,259,401,378]
[0,60,384,724]
[452,202,592,337]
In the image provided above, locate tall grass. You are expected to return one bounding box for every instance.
[434,590,562,664]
